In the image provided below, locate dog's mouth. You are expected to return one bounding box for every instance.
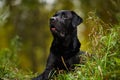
[50,26,65,37]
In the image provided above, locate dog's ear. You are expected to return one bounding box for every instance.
[71,11,83,28]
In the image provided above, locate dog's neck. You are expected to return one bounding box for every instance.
[50,25,81,57]
[54,35,75,47]
[51,34,80,58]
[54,28,77,46]
[51,29,80,52]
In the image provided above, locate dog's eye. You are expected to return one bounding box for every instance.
[54,14,58,16]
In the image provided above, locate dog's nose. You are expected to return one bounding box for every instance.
[50,17,56,22]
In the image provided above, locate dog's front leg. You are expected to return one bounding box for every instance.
[33,53,55,80]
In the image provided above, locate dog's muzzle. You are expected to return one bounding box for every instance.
[50,17,65,37]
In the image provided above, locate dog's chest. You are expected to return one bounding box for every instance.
[52,45,74,58]
[54,56,71,70]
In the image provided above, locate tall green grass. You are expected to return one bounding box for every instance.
[54,12,120,80]
[0,36,33,80]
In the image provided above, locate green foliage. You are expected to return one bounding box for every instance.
[0,36,33,80]
[80,0,120,24]
[53,12,120,80]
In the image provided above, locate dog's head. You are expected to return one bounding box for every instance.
[50,10,83,38]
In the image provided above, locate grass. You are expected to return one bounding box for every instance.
[0,36,34,80]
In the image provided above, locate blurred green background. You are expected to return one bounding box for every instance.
[0,0,119,74]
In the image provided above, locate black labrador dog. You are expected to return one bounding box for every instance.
[33,10,84,80]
